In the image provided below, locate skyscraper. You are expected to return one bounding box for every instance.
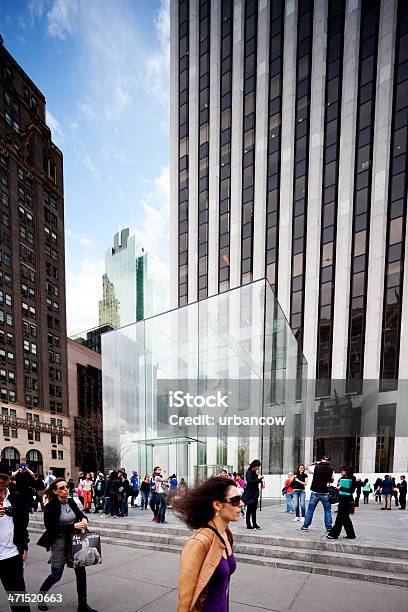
[170,0,408,472]
[99,228,154,328]
[0,40,71,476]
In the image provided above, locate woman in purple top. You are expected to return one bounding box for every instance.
[175,477,243,611]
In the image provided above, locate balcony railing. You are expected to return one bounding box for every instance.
[0,414,71,436]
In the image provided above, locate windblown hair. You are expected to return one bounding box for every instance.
[44,477,67,502]
[173,477,235,530]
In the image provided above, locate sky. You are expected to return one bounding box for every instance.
[0,0,170,334]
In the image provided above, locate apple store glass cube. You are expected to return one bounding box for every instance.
[102,279,307,485]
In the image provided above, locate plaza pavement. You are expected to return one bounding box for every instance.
[3,500,405,612]
[1,539,406,612]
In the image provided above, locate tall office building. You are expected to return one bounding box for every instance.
[170,0,408,472]
[99,228,154,328]
[0,40,71,476]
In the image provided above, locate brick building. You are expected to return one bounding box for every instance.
[0,39,71,477]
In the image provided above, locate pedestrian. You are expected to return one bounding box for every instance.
[102,471,112,516]
[67,478,75,499]
[234,473,246,517]
[118,471,130,517]
[0,469,31,612]
[397,475,407,510]
[153,466,169,524]
[178,478,188,497]
[36,477,97,612]
[374,477,382,503]
[391,477,399,506]
[130,471,139,507]
[93,473,105,513]
[174,476,242,611]
[32,473,46,511]
[44,470,55,488]
[108,471,121,518]
[381,474,394,510]
[354,478,362,507]
[284,472,295,513]
[301,456,333,532]
[82,474,93,513]
[169,473,178,506]
[242,459,263,530]
[362,478,371,504]
[327,466,356,540]
[140,476,150,510]
[292,464,308,522]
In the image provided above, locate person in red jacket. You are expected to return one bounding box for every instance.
[284,472,295,513]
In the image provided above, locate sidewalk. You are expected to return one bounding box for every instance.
[2,539,406,612]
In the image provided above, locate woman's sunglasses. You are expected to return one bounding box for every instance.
[224,495,242,507]
[56,485,68,490]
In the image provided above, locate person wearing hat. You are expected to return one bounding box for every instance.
[130,471,139,508]
[0,467,31,611]
[301,456,334,532]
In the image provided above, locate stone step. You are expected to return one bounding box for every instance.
[28,527,408,588]
[29,525,408,575]
[28,516,408,561]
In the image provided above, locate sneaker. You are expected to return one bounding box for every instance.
[326,534,336,539]
[294,517,300,522]
[246,525,255,529]
[254,525,262,530]
[342,536,356,539]
[300,517,305,522]
[301,526,308,531]
[152,516,158,522]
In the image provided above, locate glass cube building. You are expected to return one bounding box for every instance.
[102,279,311,495]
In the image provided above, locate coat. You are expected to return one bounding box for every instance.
[37,497,86,551]
[178,525,233,612]
[242,469,262,505]
[3,489,30,554]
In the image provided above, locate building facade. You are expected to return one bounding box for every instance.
[67,339,102,478]
[70,324,114,355]
[99,228,154,328]
[0,40,71,476]
[170,0,408,473]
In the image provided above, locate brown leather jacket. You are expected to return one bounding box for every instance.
[177,525,233,611]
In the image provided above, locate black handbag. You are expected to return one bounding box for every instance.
[328,486,339,504]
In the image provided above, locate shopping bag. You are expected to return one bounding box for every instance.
[70,531,102,568]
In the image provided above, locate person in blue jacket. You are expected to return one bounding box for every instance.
[130,471,139,507]
[381,474,394,510]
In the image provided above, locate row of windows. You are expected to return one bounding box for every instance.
[0,349,14,364]
[197,0,211,301]
[315,0,346,396]
[0,310,13,326]
[0,291,12,307]
[265,1,284,291]
[240,0,258,286]
[218,0,233,294]
[178,0,190,305]
[380,0,408,388]
[0,368,15,383]
[22,321,37,337]
[346,0,381,393]
[290,0,314,342]
[0,388,15,402]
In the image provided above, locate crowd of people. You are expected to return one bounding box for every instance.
[0,459,405,612]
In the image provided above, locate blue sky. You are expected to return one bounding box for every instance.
[0,0,170,332]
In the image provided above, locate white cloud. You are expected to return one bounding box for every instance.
[46,0,79,39]
[65,254,104,335]
[81,154,98,176]
[46,109,64,148]
[145,0,170,114]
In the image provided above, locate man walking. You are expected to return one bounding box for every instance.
[0,468,31,611]
[397,475,407,510]
[301,456,334,532]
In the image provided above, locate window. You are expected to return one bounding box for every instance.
[51,450,57,459]
[58,450,63,460]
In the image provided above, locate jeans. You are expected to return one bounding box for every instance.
[150,491,160,517]
[157,493,167,523]
[303,492,332,529]
[103,496,111,514]
[363,492,369,504]
[0,554,30,612]
[130,490,139,506]
[246,502,258,528]
[140,490,149,509]
[285,492,294,512]
[40,564,87,606]
[94,495,104,512]
[292,490,306,518]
